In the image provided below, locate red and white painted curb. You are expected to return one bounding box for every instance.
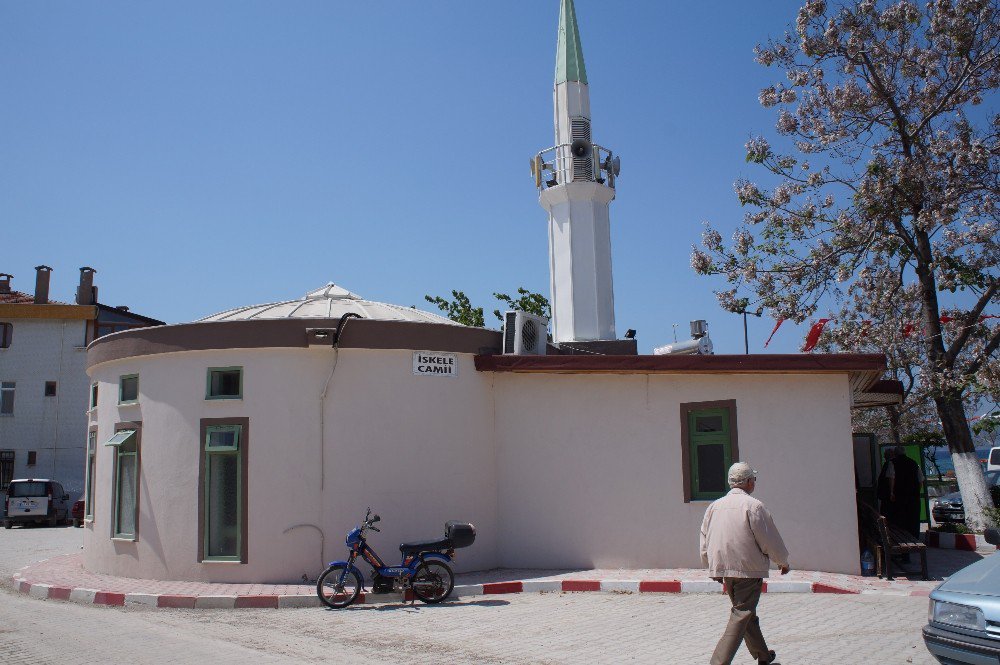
[923,531,996,551]
[11,575,871,609]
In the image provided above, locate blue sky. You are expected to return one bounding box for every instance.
[3,1,818,353]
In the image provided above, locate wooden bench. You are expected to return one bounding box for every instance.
[858,502,928,581]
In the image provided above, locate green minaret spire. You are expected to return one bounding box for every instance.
[555,0,588,85]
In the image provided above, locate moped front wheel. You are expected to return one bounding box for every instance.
[317,564,363,609]
[411,560,454,604]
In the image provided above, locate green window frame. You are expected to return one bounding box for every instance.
[118,374,139,405]
[681,401,739,502]
[106,428,139,539]
[206,367,243,400]
[202,423,245,561]
[85,430,97,519]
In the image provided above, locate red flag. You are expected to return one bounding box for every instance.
[803,318,831,352]
[764,318,784,348]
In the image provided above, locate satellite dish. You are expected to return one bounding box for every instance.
[570,138,592,158]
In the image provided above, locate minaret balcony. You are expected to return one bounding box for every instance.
[531,143,620,191]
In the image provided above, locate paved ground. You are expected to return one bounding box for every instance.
[0,527,953,664]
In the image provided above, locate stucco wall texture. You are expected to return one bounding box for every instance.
[0,318,89,496]
[84,347,860,583]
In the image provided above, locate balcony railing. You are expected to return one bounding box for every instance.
[531,143,620,191]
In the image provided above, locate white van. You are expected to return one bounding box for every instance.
[4,479,70,528]
[988,447,1000,472]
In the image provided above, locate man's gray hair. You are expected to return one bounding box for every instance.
[728,462,757,488]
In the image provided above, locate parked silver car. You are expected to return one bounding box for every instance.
[923,528,1000,663]
[932,471,1000,525]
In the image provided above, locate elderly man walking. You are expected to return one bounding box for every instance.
[700,463,790,665]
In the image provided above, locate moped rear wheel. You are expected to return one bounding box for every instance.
[411,560,454,604]
[317,564,363,609]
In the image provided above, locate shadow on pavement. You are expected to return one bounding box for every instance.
[331,598,511,612]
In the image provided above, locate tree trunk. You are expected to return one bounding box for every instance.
[937,393,995,531]
[912,229,995,531]
[886,405,901,444]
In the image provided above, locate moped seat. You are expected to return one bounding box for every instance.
[399,537,452,555]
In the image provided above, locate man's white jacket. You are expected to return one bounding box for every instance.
[699,488,790,579]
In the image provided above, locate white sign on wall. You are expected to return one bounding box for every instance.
[412,351,458,377]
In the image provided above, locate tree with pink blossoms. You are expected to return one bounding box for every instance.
[692,0,999,530]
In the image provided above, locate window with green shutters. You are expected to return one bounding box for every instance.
[206,367,243,400]
[85,430,97,519]
[201,420,247,562]
[118,374,138,405]
[681,401,738,502]
[107,428,139,539]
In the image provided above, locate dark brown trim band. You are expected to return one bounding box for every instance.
[475,353,887,375]
[679,400,738,503]
[87,318,502,369]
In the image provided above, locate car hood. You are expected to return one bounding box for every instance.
[939,554,1000,597]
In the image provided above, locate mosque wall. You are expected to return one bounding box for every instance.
[83,339,862,582]
[491,372,861,575]
[84,347,498,582]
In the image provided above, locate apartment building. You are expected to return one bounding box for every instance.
[0,267,162,497]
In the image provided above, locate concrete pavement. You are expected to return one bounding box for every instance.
[0,526,958,663]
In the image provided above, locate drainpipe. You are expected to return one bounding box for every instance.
[33,266,52,304]
[308,313,361,567]
[319,313,361,490]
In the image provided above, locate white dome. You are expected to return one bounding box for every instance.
[199,283,460,326]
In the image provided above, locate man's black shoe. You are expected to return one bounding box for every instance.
[758,650,777,664]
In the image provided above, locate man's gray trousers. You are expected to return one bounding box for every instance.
[710,577,770,665]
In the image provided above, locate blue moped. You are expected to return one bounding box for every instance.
[316,508,476,608]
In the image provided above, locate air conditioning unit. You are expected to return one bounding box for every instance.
[502,311,549,355]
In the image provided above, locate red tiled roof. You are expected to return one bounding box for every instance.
[0,290,68,305]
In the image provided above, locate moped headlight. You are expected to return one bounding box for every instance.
[932,600,986,631]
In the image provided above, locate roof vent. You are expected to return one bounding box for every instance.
[0,273,11,295]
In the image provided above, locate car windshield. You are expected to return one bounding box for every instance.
[8,482,47,497]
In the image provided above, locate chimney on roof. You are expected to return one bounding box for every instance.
[34,266,52,304]
[77,267,97,306]
[0,274,11,295]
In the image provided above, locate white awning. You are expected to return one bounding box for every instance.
[103,430,136,446]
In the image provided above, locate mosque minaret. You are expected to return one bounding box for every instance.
[534,0,620,345]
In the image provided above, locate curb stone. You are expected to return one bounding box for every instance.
[923,531,996,552]
[12,575,888,609]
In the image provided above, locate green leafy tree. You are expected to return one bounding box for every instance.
[492,288,552,322]
[423,291,485,328]
[423,288,551,330]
